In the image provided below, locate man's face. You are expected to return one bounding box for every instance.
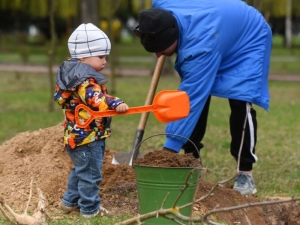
[155,40,178,58]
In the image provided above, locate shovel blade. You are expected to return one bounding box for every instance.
[112,151,143,165]
[111,152,131,165]
[153,90,190,122]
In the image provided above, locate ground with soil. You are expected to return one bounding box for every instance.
[0,123,299,224]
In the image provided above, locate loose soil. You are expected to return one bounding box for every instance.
[0,123,300,224]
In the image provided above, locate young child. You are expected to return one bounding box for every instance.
[54,23,129,218]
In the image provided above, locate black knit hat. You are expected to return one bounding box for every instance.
[135,8,179,53]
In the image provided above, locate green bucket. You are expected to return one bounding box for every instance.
[134,165,200,224]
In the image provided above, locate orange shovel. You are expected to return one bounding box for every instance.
[74,90,190,128]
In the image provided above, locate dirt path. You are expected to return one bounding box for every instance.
[0,64,151,76]
[0,63,300,81]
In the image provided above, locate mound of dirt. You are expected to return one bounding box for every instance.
[0,123,299,224]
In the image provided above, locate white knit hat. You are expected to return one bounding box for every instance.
[68,23,111,58]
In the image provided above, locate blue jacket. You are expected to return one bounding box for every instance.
[152,0,272,151]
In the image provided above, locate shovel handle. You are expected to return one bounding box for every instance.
[75,104,156,128]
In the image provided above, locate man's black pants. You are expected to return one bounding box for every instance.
[182,96,257,171]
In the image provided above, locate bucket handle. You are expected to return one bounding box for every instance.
[135,133,202,164]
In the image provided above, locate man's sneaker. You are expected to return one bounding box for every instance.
[233,172,257,196]
[81,206,110,219]
[60,203,79,213]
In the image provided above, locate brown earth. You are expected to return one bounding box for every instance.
[0,123,300,224]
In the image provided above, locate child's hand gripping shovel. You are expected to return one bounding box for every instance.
[74,90,190,128]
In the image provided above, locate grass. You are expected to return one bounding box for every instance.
[0,213,135,225]
[269,35,300,74]
[48,214,135,225]
[0,73,63,143]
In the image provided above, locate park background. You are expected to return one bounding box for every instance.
[0,1,300,224]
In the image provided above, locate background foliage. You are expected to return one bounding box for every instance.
[0,1,299,224]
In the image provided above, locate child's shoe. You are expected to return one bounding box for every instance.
[60,203,79,213]
[81,206,110,218]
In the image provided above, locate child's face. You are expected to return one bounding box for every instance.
[81,55,108,71]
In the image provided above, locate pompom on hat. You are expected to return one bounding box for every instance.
[135,8,179,53]
[68,23,111,58]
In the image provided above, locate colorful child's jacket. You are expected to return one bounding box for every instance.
[54,59,124,150]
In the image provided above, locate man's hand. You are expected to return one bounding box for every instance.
[115,103,129,113]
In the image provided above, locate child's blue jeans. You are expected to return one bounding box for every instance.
[62,139,105,215]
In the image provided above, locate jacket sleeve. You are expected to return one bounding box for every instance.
[53,85,72,107]
[77,78,123,111]
[164,50,221,152]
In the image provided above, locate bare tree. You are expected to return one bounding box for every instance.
[105,0,121,94]
[80,0,99,25]
[252,0,262,11]
[48,0,56,112]
[285,0,292,48]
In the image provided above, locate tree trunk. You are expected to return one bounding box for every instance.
[285,0,292,48]
[106,0,121,94]
[107,15,117,94]
[80,0,99,25]
[252,0,262,11]
[48,0,56,112]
